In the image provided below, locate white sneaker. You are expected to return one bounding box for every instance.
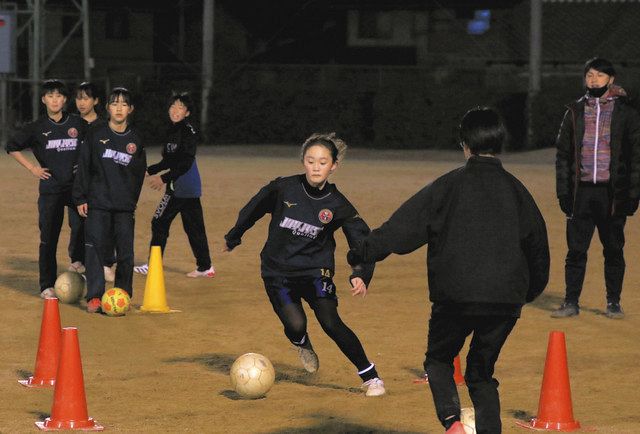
[362,377,386,397]
[68,261,85,274]
[186,266,216,278]
[104,265,116,282]
[134,264,149,275]
[297,345,319,373]
[40,288,55,299]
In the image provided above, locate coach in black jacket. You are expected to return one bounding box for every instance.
[349,107,549,434]
[554,57,640,320]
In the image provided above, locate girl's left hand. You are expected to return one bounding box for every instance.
[350,277,367,297]
[148,175,165,191]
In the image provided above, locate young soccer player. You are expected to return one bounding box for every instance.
[348,108,550,433]
[73,87,147,313]
[133,91,215,277]
[5,79,87,298]
[74,81,102,125]
[74,81,116,283]
[223,133,385,397]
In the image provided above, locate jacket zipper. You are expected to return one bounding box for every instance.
[593,99,600,184]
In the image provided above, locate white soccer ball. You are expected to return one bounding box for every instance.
[461,407,476,434]
[53,271,85,303]
[230,353,275,399]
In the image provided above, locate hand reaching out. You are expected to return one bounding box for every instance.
[350,277,367,297]
[148,174,165,191]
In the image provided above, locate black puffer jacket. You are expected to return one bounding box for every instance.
[556,86,640,216]
[350,156,549,315]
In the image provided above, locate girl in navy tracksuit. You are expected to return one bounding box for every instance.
[5,79,87,298]
[134,92,214,278]
[224,133,385,397]
[73,81,117,283]
[73,87,147,313]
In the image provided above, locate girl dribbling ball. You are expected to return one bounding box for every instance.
[223,133,385,397]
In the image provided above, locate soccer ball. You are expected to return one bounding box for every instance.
[461,407,476,434]
[101,288,131,316]
[53,271,85,304]
[229,353,275,399]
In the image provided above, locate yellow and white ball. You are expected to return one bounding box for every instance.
[230,353,275,399]
[101,288,131,316]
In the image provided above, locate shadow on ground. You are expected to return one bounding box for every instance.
[530,292,612,316]
[508,408,536,422]
[1,255,40,296]
[164,353,361,394]
[263,413,425,434]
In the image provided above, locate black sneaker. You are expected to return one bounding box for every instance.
[550,302,579,318]
[605,302,624,319]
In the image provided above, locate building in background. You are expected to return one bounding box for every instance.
[3,0,640,148]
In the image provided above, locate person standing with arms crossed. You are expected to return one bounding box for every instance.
[5,79,87,298]
[349,107,549,433]
[73,87,147,313]
[552,57,640,319]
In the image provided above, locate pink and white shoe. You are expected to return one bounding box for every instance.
[186,266,216,278]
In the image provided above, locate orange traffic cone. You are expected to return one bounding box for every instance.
[453,355,465,386]
[413,354,466,386]
[35,327,103,431]
[19,298,62,388]
[517,331,580,431]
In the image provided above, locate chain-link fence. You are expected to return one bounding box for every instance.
[3,1,640,150]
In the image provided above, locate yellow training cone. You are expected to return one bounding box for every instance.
[140,246,172,313]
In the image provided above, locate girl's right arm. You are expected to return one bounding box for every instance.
[9,151,50,179]
[5,122,48,179]
[224,179,280,250]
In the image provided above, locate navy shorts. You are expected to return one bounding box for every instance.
[263,276,338,310]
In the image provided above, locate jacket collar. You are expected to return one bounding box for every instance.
[466,155,502,168]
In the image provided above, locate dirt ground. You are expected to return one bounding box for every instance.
[1,146,639,433]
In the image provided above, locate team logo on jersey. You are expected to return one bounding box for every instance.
[279,217,323,239]
[67,128,78,138]
[284,201,297,208]
[45,138,78,152]
[99,139,110,144]
[126,143,137,154]
[42,131,52,137]
[102,148,132,166]
[318,209,333,224]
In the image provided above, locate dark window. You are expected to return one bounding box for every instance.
[358,11,393,40]
[105,9,130,40]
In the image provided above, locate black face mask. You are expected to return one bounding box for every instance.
[586,85,608,98]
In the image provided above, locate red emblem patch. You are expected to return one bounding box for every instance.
[68,128,78,138]
[126,143,137,154]
[318,209,333,224]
